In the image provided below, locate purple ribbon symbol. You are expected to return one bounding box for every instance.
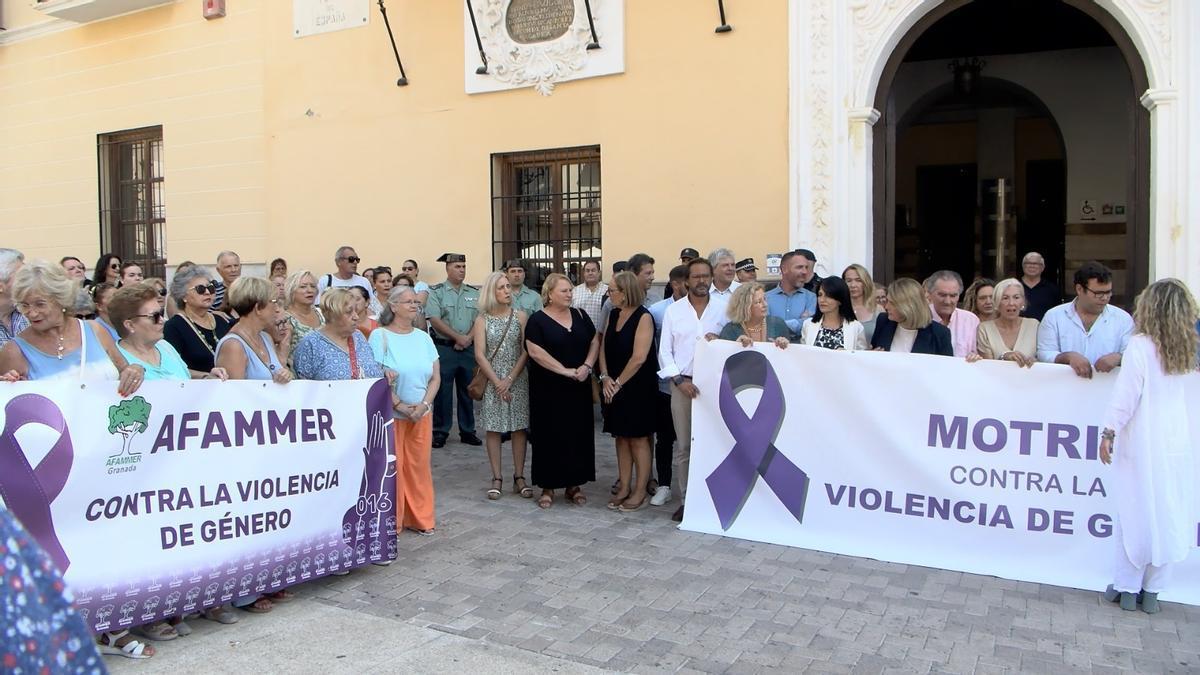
[0,394,74,572]
[706,350,809,530]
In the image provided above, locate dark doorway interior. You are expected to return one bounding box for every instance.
[1020,159,1067,290]
[915,164,977,281]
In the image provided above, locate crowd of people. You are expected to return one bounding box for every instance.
[0,241,1196,664]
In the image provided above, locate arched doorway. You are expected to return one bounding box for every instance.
[871,0,1150,306]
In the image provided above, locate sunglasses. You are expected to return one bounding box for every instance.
[134,310,166,324]
[192,282,217,295]
[341,256,361,264]
[109,263,121,269]
[156,288,168,297]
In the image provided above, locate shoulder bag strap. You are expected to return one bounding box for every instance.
[77,319,87,379]
[489,310,514,362]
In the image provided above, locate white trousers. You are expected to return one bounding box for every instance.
[1111,519,1174,593]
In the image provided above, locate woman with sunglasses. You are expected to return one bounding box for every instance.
[163,267,233,378]
[111,283,226,381]
[92,253,122,287]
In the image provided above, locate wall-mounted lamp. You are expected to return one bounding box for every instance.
[948,57,985,97]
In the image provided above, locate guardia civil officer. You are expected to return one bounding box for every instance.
[426,253,483,448]
[504,259,544,317]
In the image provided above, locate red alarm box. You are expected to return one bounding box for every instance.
[203,0,226,20]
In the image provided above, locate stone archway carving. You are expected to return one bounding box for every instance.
[788,0,1193,293]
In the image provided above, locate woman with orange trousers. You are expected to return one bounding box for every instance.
[368,286,440,535]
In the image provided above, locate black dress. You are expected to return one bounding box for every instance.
[601,306,657,438]
[526,308,596,489]
[163,313,233,372]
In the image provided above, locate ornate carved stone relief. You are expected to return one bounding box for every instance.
[464,0,625,96]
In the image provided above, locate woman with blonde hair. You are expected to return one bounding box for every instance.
[471,271,531,500]
[870,278,953,356]
[962,277,997,323]
[842,264,882,342]
[972,278,1038,367]
[1099,279,1199,614]
[525,272,599,508]
[284,270,324,366]
[717,282,790,348]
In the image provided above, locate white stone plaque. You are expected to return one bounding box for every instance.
[463,0,625,95]
[294,0,369,39]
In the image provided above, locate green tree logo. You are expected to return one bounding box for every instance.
[108,396,152,458]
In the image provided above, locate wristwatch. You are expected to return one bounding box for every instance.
[672,375,686,386]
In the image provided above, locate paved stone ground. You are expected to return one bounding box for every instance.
[112,421,1200,674]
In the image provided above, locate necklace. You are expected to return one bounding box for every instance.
[744,318,766,340]
[55,328,65,360]
[182,313,219,354]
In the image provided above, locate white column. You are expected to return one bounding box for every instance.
[1139,88,1182,284]
[845,107,881,273]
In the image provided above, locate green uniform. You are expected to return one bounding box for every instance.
[511,285,544,317]
[425,282,481,339]
[426,281,481,438]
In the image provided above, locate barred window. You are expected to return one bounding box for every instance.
[98,126,167,279]
[491,145,600,287]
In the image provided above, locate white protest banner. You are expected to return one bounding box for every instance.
[0,378,397,632]
[684,341,1200,605]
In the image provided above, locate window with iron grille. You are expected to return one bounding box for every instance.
[491,146,600,287]
[98,126,167,279]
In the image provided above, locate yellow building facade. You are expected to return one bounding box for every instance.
[1,0,788,285]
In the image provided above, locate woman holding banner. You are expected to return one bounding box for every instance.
[800,277,869,351]
[0,261,152,658]
[111,283,228,382]
[284,270,324,368]
[870,279,954,356]
[1099,279,1200,614]
[972,278,1038,367]
[371,285,440,535]
[293,288,384,382]
[718,282,790,348]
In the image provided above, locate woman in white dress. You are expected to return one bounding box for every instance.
[1099,278,1199,613]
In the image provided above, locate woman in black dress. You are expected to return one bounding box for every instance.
[599,271,658,512]
[525,273,600,509]
[162,266,233,376]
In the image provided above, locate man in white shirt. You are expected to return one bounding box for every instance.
[708,248,740,298]
[925,270,979,358]
[658,258,730,523]
[1037,261,1133,378]
[317,246,372,300]
[571,260,608,329]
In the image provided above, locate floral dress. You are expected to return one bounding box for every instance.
[0,507,104,673]
[285,309,324,369]
[813,326,845,350]
[479,311,529,433]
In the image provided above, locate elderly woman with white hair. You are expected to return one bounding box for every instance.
[971,278,1039,367]
[163,265,233,377]
[370,285,440,534]
[292,288,384,382]
[0,260,145,392]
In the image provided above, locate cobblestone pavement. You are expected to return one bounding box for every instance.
[112,423,1200,674]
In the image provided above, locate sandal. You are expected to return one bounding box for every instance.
[135,620,178,642]
[487,477,503,500]
[565,486,586,506]
[619,497,648,512]
[168,616,193,636]
[266,588,296,602]
[537,490,554,509]
[98,630,155,659]
[202,604,240,625]
[238,597,274,614]
[513,475,533,498]
[405,526,435,536]
[607,487,630,510]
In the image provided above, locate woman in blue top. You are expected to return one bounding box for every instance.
[110,283,228,382]
[215,277,292,384]
[293,288,384,382]
[0,261,149,659]
[369,286,440,535]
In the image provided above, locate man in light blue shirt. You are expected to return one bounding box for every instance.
[765,250,817,340]
[1036,261,1133,378]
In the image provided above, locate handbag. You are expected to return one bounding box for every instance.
[467,311,514,401]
